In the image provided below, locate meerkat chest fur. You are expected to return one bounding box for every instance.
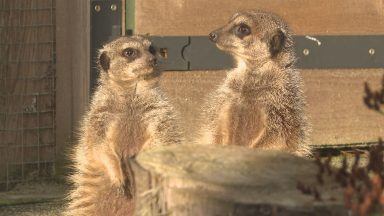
[225,61,287,105]
[85,81,164,157]
[212,60,293,147]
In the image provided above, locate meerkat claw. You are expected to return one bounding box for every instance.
[116,185,126,196]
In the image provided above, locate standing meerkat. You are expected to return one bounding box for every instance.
[64,36,183,216]
[200,10,311,156]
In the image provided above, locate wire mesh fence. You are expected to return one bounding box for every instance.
[0,0,56,191]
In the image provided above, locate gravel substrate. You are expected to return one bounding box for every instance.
[0,200,64,216]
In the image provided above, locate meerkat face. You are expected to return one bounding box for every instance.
[209,11,293,62]
[97,35,159,82]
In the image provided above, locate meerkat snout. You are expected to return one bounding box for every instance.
[148,55,157,67]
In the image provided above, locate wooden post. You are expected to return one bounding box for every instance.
[55,0,90,177]
[133,145,348,215]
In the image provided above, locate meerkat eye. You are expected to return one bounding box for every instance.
[122,48,138,58]
[235,24,251,38]
[148,45,156,55]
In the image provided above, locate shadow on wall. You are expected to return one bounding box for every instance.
[364,76,384,114]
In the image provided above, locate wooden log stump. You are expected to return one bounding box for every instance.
[132,145,348,215]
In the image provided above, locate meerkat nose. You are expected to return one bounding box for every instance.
[209,32,218,42]
[149,57,157,66]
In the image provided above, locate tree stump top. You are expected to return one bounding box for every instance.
[135,145,347,215]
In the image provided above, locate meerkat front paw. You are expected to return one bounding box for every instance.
[109,171,127,196]
[99,149,129,196]
[111,178,134,198]
[110,177,128,197]
[110,172,135,198]
[115,184,126,196]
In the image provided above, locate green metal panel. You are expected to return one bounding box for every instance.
[91,0,122,93]
[149,35,384,71]
[125,0,135,34]
[117,1,384,70]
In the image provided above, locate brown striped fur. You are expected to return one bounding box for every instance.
[64,36,183,216]
[200,11,311,156]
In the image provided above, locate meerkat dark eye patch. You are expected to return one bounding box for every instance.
[99,52,110,71]
[234,23,251,39]
[269,29,286,57]
[122,48,139,61]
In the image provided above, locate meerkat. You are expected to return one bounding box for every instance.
[199,10,311,156]
[64,36,183,216]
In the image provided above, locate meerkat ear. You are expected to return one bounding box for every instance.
[269,29,286,57]
[99,51,110,72]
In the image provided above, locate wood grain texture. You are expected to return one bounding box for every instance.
[134,145,347,215]
[135,0,384,36]
[159,69,384,147]
[303,69,384,146]
[55,0,90,174]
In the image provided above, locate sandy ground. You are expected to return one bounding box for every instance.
[0,200,64,216]
[0,182,66,216]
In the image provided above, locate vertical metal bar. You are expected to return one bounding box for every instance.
[90,0,122,93]
[21,103,24,180]
[2,0,9,190]
[18,0,21,27]
[125,0,135,35]
[20,0,26,181]
[37,95,40,173]
[3,64,8,189]
[6,162,9,191]
[121,0,125,36]
[50,0,55,175]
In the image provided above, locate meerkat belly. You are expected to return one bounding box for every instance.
[114,109,150,158]
[215,100,266,147]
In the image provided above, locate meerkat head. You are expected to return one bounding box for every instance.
[209,10,295,67]
[97,35,158,83]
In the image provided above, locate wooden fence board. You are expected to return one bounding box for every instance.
[136,0,384,36]
[160,69,384,147]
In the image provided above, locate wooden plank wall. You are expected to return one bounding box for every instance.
[135,0,384,36]
[55,0,90,174]
[135,0,384,147]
